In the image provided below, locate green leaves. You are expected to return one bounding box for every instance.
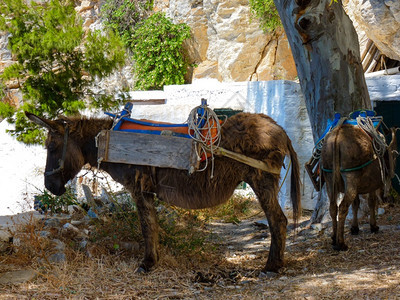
[131,12,191,90]
[0,0,126,144]
[249,0,282,33]
[102,1,191,91]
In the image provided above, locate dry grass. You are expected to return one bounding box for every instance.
[1,200,400,299]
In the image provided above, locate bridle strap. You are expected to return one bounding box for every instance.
[45,124,69,177]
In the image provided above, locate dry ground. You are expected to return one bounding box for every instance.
[0,200,399,299]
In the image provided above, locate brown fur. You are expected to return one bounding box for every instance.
[321,124,398,251]
[26,112,301,273]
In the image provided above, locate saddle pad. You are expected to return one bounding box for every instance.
[316,110,383,145]
[118,117,191,138]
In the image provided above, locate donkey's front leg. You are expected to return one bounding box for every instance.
[135,191,159,272]
[251,180,287,273]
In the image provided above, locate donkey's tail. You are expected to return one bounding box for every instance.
[332,127,342,207]
[287,138,302,225]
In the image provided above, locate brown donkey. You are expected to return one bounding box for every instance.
[321,124,398,251]
[26,111,301,273]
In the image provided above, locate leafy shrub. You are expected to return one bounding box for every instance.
[249,0,281,32]
[101,0,153,47]
[131,12,191,90]
[101,0,192,91]
[34,188,78,215]
[0,0,126,144]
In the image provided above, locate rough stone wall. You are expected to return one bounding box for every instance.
[345,0,400,61]
[0,0,296,107]
[158,0,296,82]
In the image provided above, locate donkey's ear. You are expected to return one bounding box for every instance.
[25,112,59,132]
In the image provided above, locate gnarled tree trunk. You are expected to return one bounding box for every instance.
[273,0,371,222]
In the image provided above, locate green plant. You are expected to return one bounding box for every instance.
[158,207,212,256]
[34,188,78,214]
[249,0,281,32]
[101,0,153,47]
[101,1,190,91]
[131,12,191,90]
[0,0,126,144]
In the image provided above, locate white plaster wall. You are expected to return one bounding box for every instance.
[127,79,315,211]
[4,76,399,216]
[0,121,46,215]
[246,81,314,211]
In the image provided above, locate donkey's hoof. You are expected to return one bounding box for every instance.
[263,261,283,273]
[350,226,360,235]
[135,266,148,274]
[371,225,379,233]
[332,243,348,251]
[136,260,155,274]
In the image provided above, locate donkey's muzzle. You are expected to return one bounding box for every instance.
[45,179,66,196]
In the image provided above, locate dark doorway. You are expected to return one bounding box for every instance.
[374,101,400,193]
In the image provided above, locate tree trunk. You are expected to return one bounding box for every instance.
[273,0,371,222]
[273,0,371,141]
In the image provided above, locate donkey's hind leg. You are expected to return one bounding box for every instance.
[250,175,287,273]
[136,193,158,273]
[136,191,159,272]
[350,195,360,235]
[335,186,357,251]
[132,173,159,273]
[368,192,379,233]
[325,177,338,246]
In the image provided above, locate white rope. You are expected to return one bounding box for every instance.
[186,103,223,177]
[356,115,387,157]
[356,115,388,188]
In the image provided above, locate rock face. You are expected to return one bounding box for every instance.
[1,0,399,96]
[0,0,296,97]
[345,0,400,61]
[160,0,296,82]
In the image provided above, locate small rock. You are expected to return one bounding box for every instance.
[258,271,278,279]
[311,223,323,232]
[48,252,66,263]
[377,208,385,216]
[79,239,88,249]
[120,241,140,252]
[71,220,84,226]
[0,269,37,284]
[43,218,61,227]
[87,208,98,219]
[52,239,65,251]
[63,222,79,232]
[254,220,269,229]
[39,231,50,238]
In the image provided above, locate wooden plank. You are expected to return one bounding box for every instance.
[211,147,281,175]
[97,130,199,172]
[129,99,166,105]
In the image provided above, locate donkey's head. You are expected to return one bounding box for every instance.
[26,112,85,195]
[387,127,399,179]
[382,127,399,196]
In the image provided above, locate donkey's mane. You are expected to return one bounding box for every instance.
[63,116,113,142]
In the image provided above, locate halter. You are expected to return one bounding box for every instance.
[45,123,70,177]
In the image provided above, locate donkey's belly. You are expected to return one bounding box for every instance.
[155,168,240,209]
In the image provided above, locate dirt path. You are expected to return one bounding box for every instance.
[0,204,399,299]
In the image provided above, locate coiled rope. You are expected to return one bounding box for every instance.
[356,116,387,157]
[356,115,388,189]
[187,103,223,177]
